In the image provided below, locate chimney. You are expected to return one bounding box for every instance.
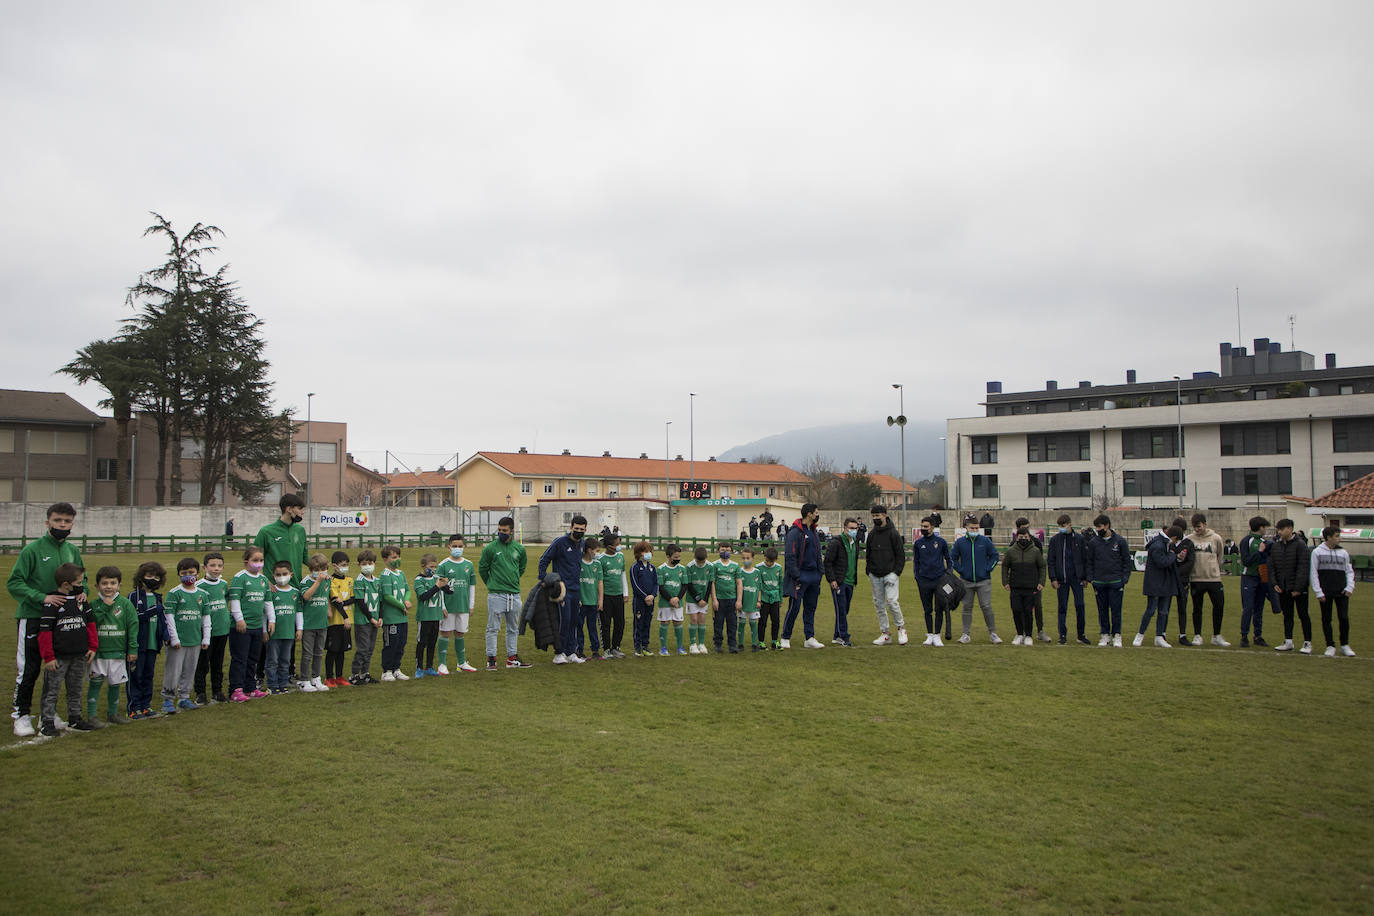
[638,452,648,459]
[518,446,528,454]
[708,456,717,462]
[675,455,683,460]
[602,451,611,457]
[1270,341,1281,353]
[1126,369,1137,384]
[1326,353,1337,369]
[1078,380,1091,388]
[986,381,1003,394]
[740,457,748,463]
[1046,380,1058,391]
[561,449,571,456]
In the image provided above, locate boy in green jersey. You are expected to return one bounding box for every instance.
[711,543,743,653]
[344,549,380,685]
[413,553,447,678]
[86,566,138,726]
[378,546,412,681]
[578,541,604,659]
[266,560,302,693]
[657,545,687,656]
[193,552,230,705]
[297,554,332,692]
[598,534,628,658]
[436,535,478,673]
[758,546,785,649]
[684,546,714,654]
[161,557,210,712]
[227,546,271,702]
[736,548,764,651]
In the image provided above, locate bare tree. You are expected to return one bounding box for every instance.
[1093,456,1126,513]
[799,453,840,508]
[745,452,781,465]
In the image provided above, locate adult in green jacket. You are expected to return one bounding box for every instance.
[253,494,309,585]
[479,517,529,667]
[9,503,84,736]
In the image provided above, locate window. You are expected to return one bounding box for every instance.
[1220,422,1291,456]
[27,430,86,455]
[520,480,532,495]
[587,483,598,496]
[1340,384,1354,395]
[607,482,620,497]
[0,429,13,452]
[736,486,745,497]
[768,487,776,498]
[972,474,999,498]
[563,512,573,524]
[1027,472,1092,498]
[1333,418,1374,453]
[0,479,11,501]
[1334,465,1374,489]
[650,483,660,497]
[1221,467,1293,496]
[26,479,84,502]
[181,437,204,459]
[624,482,640,497]
[1254,389,1269,400]
[566,482,578,496]
[96,458,119,481]
[1122,470,1184,498]
[294,441,337,464]
[753,486,761,497]
[1027,432,1091,462]
[971,436,998,464]
[542,481,555,495]
[180,482,224,504]
[1121,427,1184,459]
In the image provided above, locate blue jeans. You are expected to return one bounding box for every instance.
[265,639,293,689]
[1240,575,1276,638]
[830,583,853,641]
[782,577,821,639]
[1093,582,1124,636]
[1055,581,1086,638]
[1138,595,1172,638]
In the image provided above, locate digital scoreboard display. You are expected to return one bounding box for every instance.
[679,481,712,500]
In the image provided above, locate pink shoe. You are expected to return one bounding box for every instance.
[230,689,250,703]
[248,689,269,699]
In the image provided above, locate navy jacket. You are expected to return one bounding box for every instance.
[129,587,170,652]
[949,532,999,582]
[629,559,658,605]
[912,534,951,581]
[1047,530,1086,583]
[1141,534,1180,597]
[537,534,584,590]
[1084,530,1132,585]
[784,519,822,585]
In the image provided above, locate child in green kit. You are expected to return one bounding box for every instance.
[297,554,332,691]
[267,560,302,693]
[598,533,628,658]
[578,540,604,659]
[87,566,139,726]
[736,548,765,651]
[345,550,379,686]
[711,542,743,653]
[657,545,687,656]
[378,545,412,681]
[436,534,477,673]
[759,546,785,649]
[193,552,230,705]
[161,557,210,713]
[684,546,714,655]
[413,553,446,678]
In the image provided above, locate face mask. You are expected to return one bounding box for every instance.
[450,547,463,558]
[387,558,401,569]
[966,530,979,538]
[246,561,264,574]
[180,574,197,585]
[1017,538,1031,547]
[719,551,731,560]
[1059,526,1069,534]
[49,526,71,541]
[668,558,679,566]
[359,564,375,575]
[1098,529,1109,539]
[336,565,350,576]
[283,513,297,526]
[570,530,583,541]
[846,529,857,538]
[275,574,292,586]
[872,518,883,528]
[497,532,511,543]
[921,530,932,538]
[143,578,161,590]
[422,568,435,577]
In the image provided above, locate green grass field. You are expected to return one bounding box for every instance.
[2,546,1372,914]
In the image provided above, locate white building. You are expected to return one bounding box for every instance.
[945,338,1374,512]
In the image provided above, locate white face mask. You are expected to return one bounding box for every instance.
[274,574,292,586]
[450,548,463,558]
[359,564,375,575]
[336,565,350,576]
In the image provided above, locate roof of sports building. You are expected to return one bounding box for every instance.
[463,450,810,484]
[0,389,104,427]
[1311,472,1374,510]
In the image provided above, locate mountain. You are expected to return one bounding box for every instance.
[719,420,948,481]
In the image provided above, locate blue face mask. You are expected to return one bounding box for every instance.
[497,532,511,543]
[1059,526,1069,534]
[719,551,731,560]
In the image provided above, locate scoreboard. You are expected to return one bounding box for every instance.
[679,481,712,500]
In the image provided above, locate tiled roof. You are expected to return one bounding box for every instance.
[466,451,809,484]
[1311,472,1374,509]
[0,389,103,426]
[834,471,908,492]
[383,470,455,490]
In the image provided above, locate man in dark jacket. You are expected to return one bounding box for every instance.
[1047,514,1089,645]
[824,519,860,646]
[1167,515,1197,645]
[980,512,995,540]
[781,504,824,649]
[1084,514,1132,646]
[1000,527,1046,644]
[1268,518,1312,653]
[1238,516,1276,647]
[912,516,951,645]
[748,517,759,540]
[949,514,1001,644]
[864,505,908,645]
[537,516,589,663]
[759,510,774,540]
[1134,526,1182,647]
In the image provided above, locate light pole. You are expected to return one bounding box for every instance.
[1173,376,1183,512]
[939,436,948,510]
[305,392,315,508]
[689,393,696,485]
[665,420,673,538]
[886,383,908,539]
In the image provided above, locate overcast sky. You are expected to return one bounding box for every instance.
[3,1,1372,473]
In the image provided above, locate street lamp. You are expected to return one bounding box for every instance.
[886,383,908,539]
[665,420,673,538]
[1173,376,1183,512]
[939,436,948,509]
[689,393,696,484]
[305,392,315,508]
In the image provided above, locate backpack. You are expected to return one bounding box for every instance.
[933,570,966,612]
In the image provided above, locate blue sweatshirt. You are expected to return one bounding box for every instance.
[1047,530,1085,583]
[949,532,999,582]
[784,520,822,585]
[629,559,658,606]
[1084,530,1132,585]
[538,534,584,590]
[912,534,951,581]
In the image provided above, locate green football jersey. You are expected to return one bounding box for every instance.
[657,562,686,608]
[437,557,475,614]
[197,577,231,637]
[413,573,446,622]
[758,563,784,603]
[379,569,410,625]
[269,585,301,639]
[739,566,761,613]
[228,570,270,629]
[598,550,626,596]
[684,561,713,606]
[164,585,209,646]
[711,560,742,603]
[298,574,331,630]
[579,558,603,606]
[92,595,138,658]
[352,575,381,623]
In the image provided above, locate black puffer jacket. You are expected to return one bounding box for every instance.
[1001,541,1046,591]
[863,520,906,577]
[1267,535,1310,593]
[519,573,564,651]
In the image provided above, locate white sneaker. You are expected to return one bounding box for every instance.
[957,634,971,644]
[1274,639,1293,652]
[1098,635,1111,647]
[779,638,791,649]
[831,638,846,646]
[457,662,477,672]
[381,670,396,682]
[1191,635,1203,646]
[436,664,450,675]
[570,653,586,663]
[1341,645,1356,657]
[1211,635,1231,648]
[897,628,909,645]
[393,669,410,680]
[989,633,1002,645]
[1154,636,1171,648]
[921,633,934,646]
[1112,635,1123,647]
[1300,641,1312,654]
[54,717,67,730]
[1324,645,1337,657]
[932,634,944,647]
[873,632,891,646]
[313,677,329,692]
[1012,635,1024,646]
[1132,633,1144,647]
[299,680,318,692]
[13,716,34,738]
[553,653,568,664]
[1038,630,1052,643]
[1023,635,1033,646]
[804,637,825,649]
